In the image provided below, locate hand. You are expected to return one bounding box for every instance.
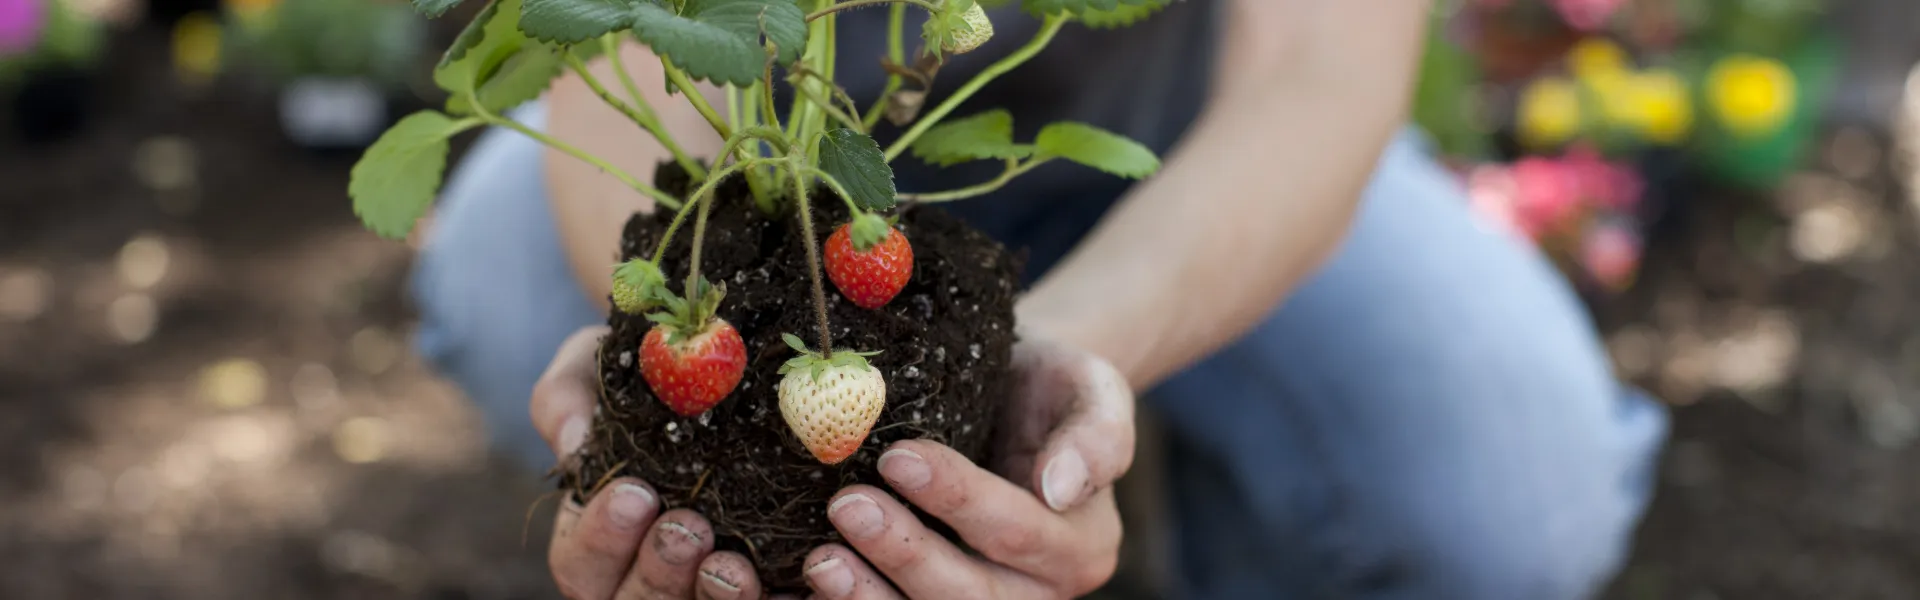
[801,334,1137,599]
[531,326,772,600]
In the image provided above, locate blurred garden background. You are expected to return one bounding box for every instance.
[6,0,1920,597]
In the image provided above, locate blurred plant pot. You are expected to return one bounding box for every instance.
[276,75,387,150]
[7,65,95,143]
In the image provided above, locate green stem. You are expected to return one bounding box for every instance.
[761,68,782,131]
[801,167,866,214]
[788,156,836,357]
[789,3,834,149]
[795,83,865,133]
[898,157,1051,202]
[884,14,1069,161]
[603,34,652,115]
[665,61,734,140]
[791,69,866,130]
[567,52,706,180]
[685,181,716,305]
[861,2,908,129]
[475,104,681,211]
[805,0,938,22]
[649,156,780,264]
[737,125,793,154]
[726,85,742,132]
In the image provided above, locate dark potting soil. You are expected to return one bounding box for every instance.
[564,163,1024,590]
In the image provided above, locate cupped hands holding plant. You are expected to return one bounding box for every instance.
[530,323,1135,599]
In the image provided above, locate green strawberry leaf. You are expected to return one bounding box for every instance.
[1033,121,1159,179]
[782,332,809,353]
[350,111,477,239]
[910,109,1032,167]
[630,0,807,87]
[1021,0,1153,16]
[1076,0,1166,28]
[816,128,897,211]
[436,0,566,115]
[521,0,637,43]
[413,0,464,18]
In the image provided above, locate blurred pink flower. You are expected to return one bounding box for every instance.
[1560,146,1645,212]
[0,0,44,55]
[1512,157,1582,237]
[1553,0,1626,31]
[1581,220,1642,289]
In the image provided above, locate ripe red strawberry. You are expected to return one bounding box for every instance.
[825,214,913,309]
[640,318,747,417]
[776,334,885,464]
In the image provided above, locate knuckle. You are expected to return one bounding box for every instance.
[1066,552,1119,595]
[925,477,976,516]
[982,525,1046,561]
[868,537,929,573]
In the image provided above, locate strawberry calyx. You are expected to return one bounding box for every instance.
[847,212,894,252]
[611,259,671,315]
[778,333,881,382]
[645,276,728,346]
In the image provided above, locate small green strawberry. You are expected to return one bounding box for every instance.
[611,260,668,315]
[776,334,885,465]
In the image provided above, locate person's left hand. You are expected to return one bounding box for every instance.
[799,335,1137,599]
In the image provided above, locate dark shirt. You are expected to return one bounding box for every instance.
[831,1,1219,280]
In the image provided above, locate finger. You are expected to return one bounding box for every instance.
[824,486,1048,598]
[550,479,661,600]
[1011,343,1136,511]
[695,551,760,600]
[802,545,904,600]
[532,326,610,460]
[877,440,1106,580]
[614,508,715,599]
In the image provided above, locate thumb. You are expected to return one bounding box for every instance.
[531,326,609,462]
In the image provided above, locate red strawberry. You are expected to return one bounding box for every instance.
[826,214,913,309]
[640,318,747,417]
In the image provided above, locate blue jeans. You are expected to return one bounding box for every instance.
[410,102,1667,600]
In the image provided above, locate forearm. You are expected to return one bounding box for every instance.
[1017,0,1431,389]
[546,42,726,312]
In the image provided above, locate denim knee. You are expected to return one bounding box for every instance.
[408,101,602,470]
[1145,129,1667,600]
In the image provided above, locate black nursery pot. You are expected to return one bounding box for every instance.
[6,66,97,144]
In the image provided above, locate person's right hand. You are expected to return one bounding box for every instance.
[531,326,769,600]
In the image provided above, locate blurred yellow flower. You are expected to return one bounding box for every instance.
[172,11,223,84]
[1707,54,1797,139]
[1624,69,1693,145]
[1568,37,1630,84]
[1519,76,1583,150]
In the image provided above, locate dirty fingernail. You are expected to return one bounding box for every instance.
[806,557,854,598]
[557,416,588,457]
[828,494,884,540]
[699,568,741,600]
[655,521,704,565]
[878,448,931,491]
[606,483,655,529]
[1042,448,1087,512]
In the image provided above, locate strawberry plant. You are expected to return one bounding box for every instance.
[347,0,1165,588]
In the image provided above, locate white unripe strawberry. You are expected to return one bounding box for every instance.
[943,2,993,54]
[776,334,886,465]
